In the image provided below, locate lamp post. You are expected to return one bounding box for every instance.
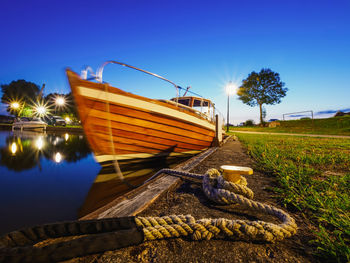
[225,81,236,132]
[227,89,230,132]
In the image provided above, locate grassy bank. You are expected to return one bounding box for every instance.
[230,116,350,136]
[235,133,350,261]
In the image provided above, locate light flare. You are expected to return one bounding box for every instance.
[32,101,50,118]
[55,96,65,106]
[11,102,20,109]
[10,142,17,155]
[35,137,44,150]
[54,152,63,163]
[64,117,71,124]
[225,81,238,96]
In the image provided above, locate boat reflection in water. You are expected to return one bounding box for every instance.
[79,154,193,217]
[0,130,193,231]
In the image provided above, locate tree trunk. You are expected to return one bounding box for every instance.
[259,103,263,125]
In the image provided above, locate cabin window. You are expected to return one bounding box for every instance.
[193,99,209,107]
[177,99,190,106]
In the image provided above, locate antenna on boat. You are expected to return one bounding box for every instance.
[96,60,180,94]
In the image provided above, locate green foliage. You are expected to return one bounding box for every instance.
[238,68,287,124]
[21,106,33,117]
[0,79,79,121]
[1,80,40,115]
[237,133,350,261]
[245,119,255,126]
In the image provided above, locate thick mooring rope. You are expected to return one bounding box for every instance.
[0,168,297,263]
[136,168,297,243]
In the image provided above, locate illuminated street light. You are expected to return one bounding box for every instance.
[11,102,20,109]
[65,117,71,124]
[225,81,237,132]
[35,106,46,116]
[32,100,49,118]
[55,96,65,106]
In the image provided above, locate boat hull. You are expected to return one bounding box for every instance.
[66,70,216,161]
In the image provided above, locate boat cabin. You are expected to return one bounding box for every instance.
[170,96,215,122]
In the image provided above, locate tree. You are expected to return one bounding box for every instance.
[262,106,267,123]
[244,119,255,126]
[237,68,287,124]
[1,80,40,116]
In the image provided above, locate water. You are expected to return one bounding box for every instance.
[0,130,190,235]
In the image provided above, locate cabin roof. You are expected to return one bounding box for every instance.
[170,96,213,107]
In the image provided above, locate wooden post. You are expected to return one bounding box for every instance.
[214,114,222,146]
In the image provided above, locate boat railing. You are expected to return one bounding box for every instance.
[81,60,221,124]
[81,60,180,99]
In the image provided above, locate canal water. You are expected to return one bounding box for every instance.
[0,130,190,235]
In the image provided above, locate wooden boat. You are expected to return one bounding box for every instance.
[66,61,217,162]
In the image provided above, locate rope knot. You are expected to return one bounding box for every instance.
[136,168,297,243]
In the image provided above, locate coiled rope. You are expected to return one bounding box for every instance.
[136,168,297,243]
[0,168,297,263]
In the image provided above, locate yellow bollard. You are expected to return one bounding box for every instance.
[220,165,253,184]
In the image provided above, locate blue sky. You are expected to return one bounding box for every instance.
[1,0,349,124]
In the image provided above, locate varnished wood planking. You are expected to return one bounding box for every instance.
[91,125,208,151]
[67,69,216,158]
[83,98,215,137]
[85,128,208,157]
[73,80,215,128]
[87,108,214,142]
[92,132,204,154]
[88,116,213,147]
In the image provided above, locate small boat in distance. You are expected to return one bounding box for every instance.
[12,117,47,131]
[66,61,218,162]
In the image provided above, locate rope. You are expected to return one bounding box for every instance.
[135,168,297,243]
[0,168,297,262]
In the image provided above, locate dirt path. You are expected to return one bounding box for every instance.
[232,130,350,139]
[68,138,319,263]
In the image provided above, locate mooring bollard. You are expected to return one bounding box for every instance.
[220,165,253,184]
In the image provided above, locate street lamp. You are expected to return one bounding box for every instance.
[35,106,46,116]
[225,81,237,132]
[55,96,65,107]
[11,102,20,110]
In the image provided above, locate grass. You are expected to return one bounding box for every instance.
[233,133,350,262]
[48,124,82,128]
[230,115,350,136]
